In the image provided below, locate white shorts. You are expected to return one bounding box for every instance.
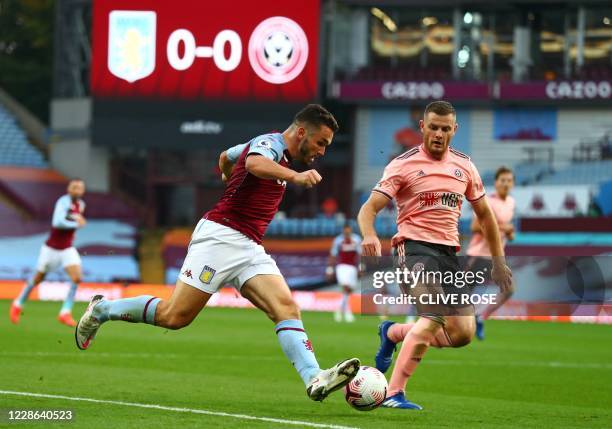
[336,264,358,289]
[36,244,81,273]
[178,219,282,294]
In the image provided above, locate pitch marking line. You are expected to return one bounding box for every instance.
[2,352,611,369]
[0,390,359,429]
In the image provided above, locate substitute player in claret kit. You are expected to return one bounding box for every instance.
[10,178,87,327]
[75,104,360,402]
[358,101,512,410]
[327,223,362,323]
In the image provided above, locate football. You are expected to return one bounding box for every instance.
[344,366,388,411]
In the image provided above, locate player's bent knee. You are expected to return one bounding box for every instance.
[450,327,474,347]
[155,304,194,330]
[34,272,46,284]
[163,316,192,330]
[160,312,193,330]
[452,333,473,348]
[271,299,301,323]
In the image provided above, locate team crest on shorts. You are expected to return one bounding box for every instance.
[200,265,217,284]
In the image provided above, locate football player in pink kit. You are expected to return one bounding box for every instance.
[466,166,516,340]
[358,101,512,410]
[75,104,360,402]
[10,178,87,327]
[327,223,362,323]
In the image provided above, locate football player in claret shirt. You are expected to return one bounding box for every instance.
[358,101,512,410]
[75,104,360,402]
[327,223,362,322]
[10,178,87,327]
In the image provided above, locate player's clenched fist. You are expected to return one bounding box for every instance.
[361,235,382,257]
[292,169,322,188]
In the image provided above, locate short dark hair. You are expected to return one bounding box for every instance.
[294,104,339,133]
[495,166,514,180]
[424,100,456,117]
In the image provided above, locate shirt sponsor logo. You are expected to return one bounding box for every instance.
[418,192,462,209]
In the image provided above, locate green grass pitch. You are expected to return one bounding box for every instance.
[1,300,610,428]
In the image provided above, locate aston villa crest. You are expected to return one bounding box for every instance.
[108,10,156,83]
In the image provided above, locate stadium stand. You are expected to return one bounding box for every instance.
[0,219,139,282]
[537,160,612,186]
[0,103,47,168]
[0,167,140,282]
[481,161,553,187]
[266,216,397,238]
[0,167,138,221]
[349,65,451,82]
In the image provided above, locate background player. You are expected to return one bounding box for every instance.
[327,223,362,323]
[466,166,516,340]
[358,101,512,410]
[10,178,87,327]
[75,104,360,402]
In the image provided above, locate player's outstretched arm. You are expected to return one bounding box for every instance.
[245,154,321,188]
[357,192,388,257]
[471,197,512,292]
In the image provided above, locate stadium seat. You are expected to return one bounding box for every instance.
[0,104,47,168]
[537,160,612,186]
[0,220,139,282]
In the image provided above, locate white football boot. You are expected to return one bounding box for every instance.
[306,358,360,401]
[75,295,105,350]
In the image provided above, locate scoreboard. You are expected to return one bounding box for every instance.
[91,0,321,148]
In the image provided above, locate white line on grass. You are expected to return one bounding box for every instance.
[2,352,610,369]
[0,351,279,361]
[426,359,612,370]
[0,390,358,429]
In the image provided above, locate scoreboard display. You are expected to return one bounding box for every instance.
[91,0,321,147]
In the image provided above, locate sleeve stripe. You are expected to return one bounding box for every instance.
[450,148,470,159]
[372,189,393,200]
[395,147,419,160]
[467,193,486,202]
